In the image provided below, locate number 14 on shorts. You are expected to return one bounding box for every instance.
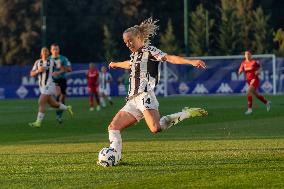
[142,97,151,105]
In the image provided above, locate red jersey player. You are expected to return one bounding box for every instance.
[86,63,101,111]
[238,51,271,115]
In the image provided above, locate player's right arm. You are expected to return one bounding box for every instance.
[255,61,262,75]
[109,60,130,69]
[30,61,45,77]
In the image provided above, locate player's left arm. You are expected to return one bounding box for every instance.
[64,58,72,72]
[255,61,262,75]
[148,46,206,69]
[164,55,206,69]
[52,61,65,77]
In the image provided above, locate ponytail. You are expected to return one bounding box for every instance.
[124,17,159,45]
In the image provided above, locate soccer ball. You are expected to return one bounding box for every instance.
[97,147,121,167]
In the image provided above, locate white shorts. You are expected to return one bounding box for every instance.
[40,84,56,95]
[120,91,159,121]
[99,87,110,96]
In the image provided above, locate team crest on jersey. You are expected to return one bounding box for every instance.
[216,83,233,93]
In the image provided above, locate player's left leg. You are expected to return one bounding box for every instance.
[245,85,254,115]
[100,91,106,108]
[48,96,73,116]
[107,95,113,105]
[88,87,94,111]
[55,84,63,122]
[106,88,113,105]
[94,87,101,111]
[252,88,271,112]
[143,109,161,133]
[159,108,208,131]
[143,108,208,132]
[56,79,67,122]
[141,91,208,132]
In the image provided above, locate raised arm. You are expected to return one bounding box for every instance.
[165,55,206,69]
[109,60,130,69]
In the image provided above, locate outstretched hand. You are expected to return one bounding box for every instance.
[109,62,116,69]
[192,60,206,69]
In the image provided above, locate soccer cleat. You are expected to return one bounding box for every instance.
[89,107,94,111]
[182,107,208,118]
[266,101,271,112]
[96,105,101,111]
[66,106,73,117]
[159,115,171,126]
[29,121,41,128]
[245,109,253,115]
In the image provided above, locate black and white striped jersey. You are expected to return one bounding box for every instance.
[127,45,167,98]
[99,72,112,90]
[32,59,56,88]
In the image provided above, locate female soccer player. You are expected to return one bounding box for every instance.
[98,18,208,165]
[238,51,271,115]
[86,63,100,111]
[29,47,73,128]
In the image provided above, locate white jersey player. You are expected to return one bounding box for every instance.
[32,56,56,95]
[28,47,73,128]
[98,18,208,167]
[99,66,113,107]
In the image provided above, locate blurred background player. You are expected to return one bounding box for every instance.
[99,66,113,107]
[50,43,72,123]
[238,51,271,115]
[29,47,73,128]
[86,63,101,111]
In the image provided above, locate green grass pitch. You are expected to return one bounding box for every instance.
[0,95,283,188]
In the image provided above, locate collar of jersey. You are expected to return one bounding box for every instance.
[131,45,146,56]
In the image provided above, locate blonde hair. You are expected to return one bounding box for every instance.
[124,17,159,45]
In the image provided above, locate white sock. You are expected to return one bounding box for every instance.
[159,111,189,131]
[109,130,122,154]
[59,103,67,110]
[36,112,45,122]
[100,97,106,107]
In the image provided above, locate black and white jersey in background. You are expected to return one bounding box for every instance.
[128,45,167,98]
[32,59,56,88]
[99,72,112,89]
